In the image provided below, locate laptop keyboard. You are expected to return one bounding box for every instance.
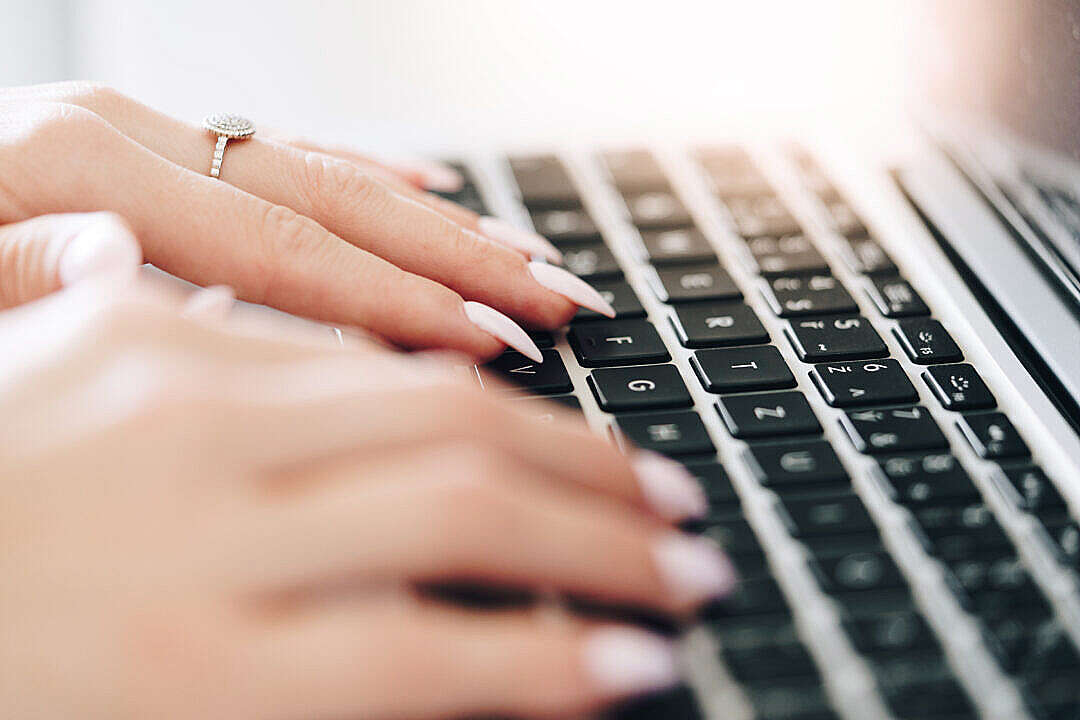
[436,148,1080,720]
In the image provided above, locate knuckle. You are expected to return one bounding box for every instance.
[6,102,107,150]
[62,81,127,111]
[249,203,335,301]
[297,150,382,218]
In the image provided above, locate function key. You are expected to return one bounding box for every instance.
[810,359,918,408]
[744,233,830,277]
[1000,465,1069,515]
[764,273,857,318]
[785,315,889,362]
[529,207,600,243]
[649,263,741,303]
[715,390,822,439]
[892,318,963,365]
[624,191,693,229]
[508,155,579,209]
[866,275,930,318]
[573,280,644,322]
[603,149,670,193]
[840,406,948,455]
[725,195,802,237]
[587,364,692,412]
[823,200,867,237]
[484,349,572,395]
[614,410,714,457]
[956,412,1030,460]
[696,146,773,197]
[669,300,768,348]
[691,346,796,394]
[568,319,671,368]
[640,227,716,265]
[922,364,996,411]
[745,439,848,489]
[562,242,622,280]
[841,236,897,276]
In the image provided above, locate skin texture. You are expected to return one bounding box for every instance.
[0,213,732,719]
[0,82,584,359]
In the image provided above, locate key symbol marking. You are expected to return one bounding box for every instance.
[754,405,786,420]
[627,379,656,392]
[510,365,537,375]
[606,336,633,345]
[647,423,682,442]
[706,315,734,329]
[780,451,817,473]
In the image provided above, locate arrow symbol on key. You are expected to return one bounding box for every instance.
[849,388,866,397]
[892,408,921,420]
[510,365,537,375]
[851,410,883,422]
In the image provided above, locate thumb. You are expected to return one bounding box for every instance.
[0,212,142,310]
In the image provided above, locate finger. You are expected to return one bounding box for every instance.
[0,211,141,309]
[2,102,539,359]
[202,366,706,521]
[247,597,681,719]
[38,85,591,318]
[261,132,564,263]
[241,445,735,614]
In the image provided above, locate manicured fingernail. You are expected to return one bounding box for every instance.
[463,301,543,362]
[632,452,708,521]
[59,216,141,286]
[478,216,563,263]
[528,262,615,317]
[416,162,464,193]
[182,285,235,320]
[582,628,679,697]
[653,534,737,603]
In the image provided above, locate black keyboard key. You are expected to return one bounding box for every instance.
[484,349,572,394]
[913,501,1005,543]
[615,410,713,457]
[1001,465,1069,515]
[670,300,768,348]
[709,576,788,617]
[814,549,906,594]
[716,390,821,439]
[694,517,763,556]
[810,359,917,408]
[802,530,884,559]
[684,461,739,507]
[1041,519,1080,569]
[512,395,582,423]
[726,194,802,237]
[765,273,858,317]
[785,316,888,362]
[745,233,830,277]
[844,611,936,655]
[431,162,486,213]
[691,346,795,393]
[604,686,704,720]
[509,155,579,208]
[529,207,601,243]
[957,412,1030,460]
[781,494,876,538]
[922,364,996,411]
[840,406,947,455]
[722,629,818,680]
[640,227,716,265]
[948,554,1031,605]
[650,263,741,303]
[604,149,670,193]
[625,190,693,229]
[746,440,848,488]
[841,235,897,275]
[562,242,622,279]
[878,453,979,507]
[527,330,555,348]
[893,318,963,365]
[744,678,837,720]
[588,364,692,412]
[985,613,1079,676]
[867,275,930,318]
[568,320,670,367]
[697,146,773,197]
[573,280,644,322]
[823,200,867,237]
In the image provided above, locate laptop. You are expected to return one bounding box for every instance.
[425,3,1080,718]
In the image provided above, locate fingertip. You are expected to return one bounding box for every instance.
[462,301,544,363]
[581,627,680,699]
[58,213,142,287]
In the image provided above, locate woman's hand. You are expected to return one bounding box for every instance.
[0,82,615,361]
[0,213,732,720]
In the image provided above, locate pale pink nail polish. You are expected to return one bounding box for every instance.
[528,262,615,317]
[182,285,236,320]
[478,216,563,264]
[632,452,708,521]
[462,301,543,362]
[58,217,142,286]
[416,163,465,193]
[653,534,738,603]
[582,628,679,697]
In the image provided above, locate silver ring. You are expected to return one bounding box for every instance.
[202,113,255,178]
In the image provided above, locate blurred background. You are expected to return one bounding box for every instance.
[0,0,932,153]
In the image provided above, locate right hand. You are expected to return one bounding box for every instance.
[0,213,733,720]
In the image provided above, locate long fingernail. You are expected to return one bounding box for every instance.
[463,301,543,362]
[582,628,679,697]
[653,534,737,604]
[59,216,142,286]
[182,285,236,320]
[632,452,708,521]
[478,216,563,264]
[528,262,615,317]
[416,162,465,193]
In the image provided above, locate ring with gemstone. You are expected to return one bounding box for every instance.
[202,113,256,178]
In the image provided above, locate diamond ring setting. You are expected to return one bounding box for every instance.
[202,113,256,178]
